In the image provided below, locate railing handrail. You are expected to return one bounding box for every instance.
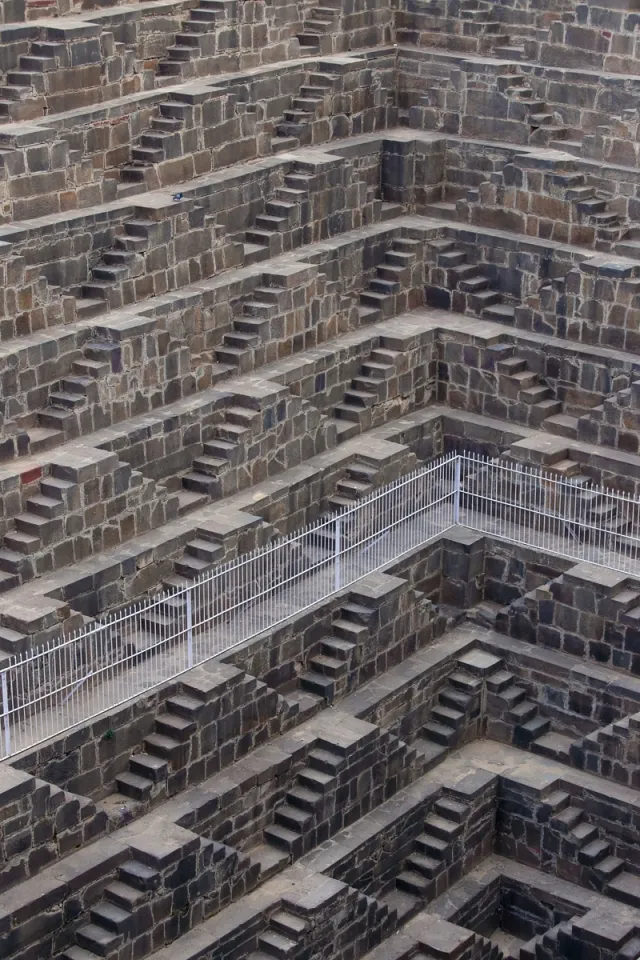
[1,450,640,760]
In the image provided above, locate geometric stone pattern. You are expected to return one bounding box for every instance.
[4,1,640,960]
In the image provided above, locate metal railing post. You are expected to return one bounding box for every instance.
[453,455,461,524]
[186,587,194,669]
[334,514,342,592]
[1,669,10,759]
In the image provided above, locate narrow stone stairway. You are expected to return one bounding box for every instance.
[245,909,309,960]
[214,284,287,372]
[358,237,421,322]
[156,0,227,79]
[36,340,119,440]
[418,668,482,767]
[172,404,263,514]
[545,790,640,908]
[328,344,401,442]
[296,0,340,54]
[487,669,556,752]
[519,921,573,960]
[426,238,518,324]
[118,95,194,191]
[274,68,339,148]
[244,166,313,264]
[263,741,347,857]
[395,795,470,900]
[62,858,163,960]
[300,597,375,699]
[0,37,57,122]
[498,72,573,147]
[115,689,207,801]
[495,346,562,426]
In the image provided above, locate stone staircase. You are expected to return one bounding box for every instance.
[327,343,402,442]
[519,921,572,960]
[0,39,56,123]
[296,0,341,55]
[571,711,640,784]
[426,238,519,325]
[455,0,513,55]
[244,166,313,264]
[417,663,483,767]
[573,376,640,449]
[262,739,355,859]
[213,285,286,373]
[497,72,573,147]
[59,837,237,960]
[543,790,640,909]
[61,855,165,960]
[245,909,309,960]
[615,225,640,259]
[466,446,631,544]
[0,451,174,590]
[76,211,201,311]
[118,96,195,190]
[486,668,561,754]
[34,340,120,441]
[156,0,227,80]
[300,598,374,700]
[274,68,340,149]
[560,176,626,250]
[358,237,422,323]
[171,403,265,514]
[115,691,204,802]
[394,794,471,899]
[494,345,562,427]
[262,728,418,860]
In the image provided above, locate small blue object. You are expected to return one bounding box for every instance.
[172,192,183,201]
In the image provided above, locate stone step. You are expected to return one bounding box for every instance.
[439,686,472,712]
[129,752,169,782]
[76,924,122,957]
[263,823,304,857]
[89,901,132,934]
[258,930,298,957]
[167,694,205,720]
[103,881,148,911]
[415,832,450,860]
[593,855,625,883]
[607,871,640,907]
[155,711,196,742]
[550,805,584,833]
[431,704,465,729]
[286,784,324,813]
[423,813,463,841]
[308,747,346,774]
[482,303,516,324]
[498,684,527,707]
[309,652,347,677]
[300,671,335,700]
[434,798,470,823]
[531,732,574,763]
[143,732,184,764]
[406,851,441,879]
[271,910,308,938]
[298,767,335,794]
[509,699,538,724]
[396,869,430,896]
[568,821,599,848]
[578,839,611,866]
[514,714,550,745]
[25,494,65,519]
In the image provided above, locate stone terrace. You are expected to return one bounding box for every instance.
[2,0,640,959]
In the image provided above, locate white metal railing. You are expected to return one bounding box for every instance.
[2,450,640,760]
